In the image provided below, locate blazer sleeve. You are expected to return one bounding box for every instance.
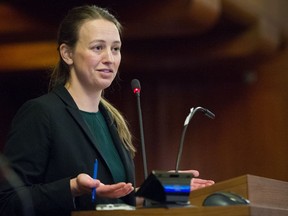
[0,99,75,216]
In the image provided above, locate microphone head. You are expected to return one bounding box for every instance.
[203,109,215,119]
[131,79,141,94]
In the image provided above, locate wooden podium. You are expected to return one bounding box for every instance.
[72,174,288,216]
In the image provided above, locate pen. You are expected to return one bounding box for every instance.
[92,159,98,202]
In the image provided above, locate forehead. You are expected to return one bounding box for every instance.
[78,19,121,42]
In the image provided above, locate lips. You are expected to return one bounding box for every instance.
[98,69,113,73]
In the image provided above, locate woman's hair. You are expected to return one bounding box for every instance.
[49,5,136,156]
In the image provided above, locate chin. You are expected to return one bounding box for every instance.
[97,81,113,90]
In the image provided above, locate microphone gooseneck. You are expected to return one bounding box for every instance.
[131,79,148,179]
[175,107,215,172]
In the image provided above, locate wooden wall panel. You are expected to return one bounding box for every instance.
[106,48,288,185]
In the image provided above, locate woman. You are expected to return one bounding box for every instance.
[0,5,214,216]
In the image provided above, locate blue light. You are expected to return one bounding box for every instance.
[164,185,190,193]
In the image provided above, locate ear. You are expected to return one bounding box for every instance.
[59,43,73,65]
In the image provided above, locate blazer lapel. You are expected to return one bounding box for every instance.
[52,86,104,155]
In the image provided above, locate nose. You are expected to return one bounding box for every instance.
[102,48,115,63]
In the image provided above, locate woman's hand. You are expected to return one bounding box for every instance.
[70,173,134,198]
[170,170,215,191]
[96,182,134,199]
[191,177,215,190]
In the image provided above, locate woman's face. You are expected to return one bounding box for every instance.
[68,19,121,92]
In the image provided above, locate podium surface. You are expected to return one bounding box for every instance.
[72,205,288,216]
[189,174,288,209]
[72,174,288,216]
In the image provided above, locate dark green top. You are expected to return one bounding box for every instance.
[81,110,126,183]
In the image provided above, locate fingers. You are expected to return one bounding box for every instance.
[178,170,200,177]
[191,178,215,191]
[192,178,215,184]
[71,173,101,197]
[97,182,134,199]
[168,170,200,177]
[114,183,134,197]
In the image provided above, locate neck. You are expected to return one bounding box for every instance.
[65,83,102,113]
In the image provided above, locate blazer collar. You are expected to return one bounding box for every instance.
[52,85,79,109]
[52,85,101,152]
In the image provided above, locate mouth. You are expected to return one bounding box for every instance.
[98,69,113,73]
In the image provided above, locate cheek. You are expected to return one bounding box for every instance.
[76,49,97,63]
[85,52,99,64]
[115,55,121,67]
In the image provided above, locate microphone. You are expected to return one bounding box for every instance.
[175,107,215,172]
[132,81,203,206]
[131,79,148,179]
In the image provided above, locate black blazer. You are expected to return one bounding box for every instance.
[0,86,136,216]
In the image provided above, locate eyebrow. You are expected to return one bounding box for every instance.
[89,39,122,45]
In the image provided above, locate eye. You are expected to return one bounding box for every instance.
[91,45,103,52]
[112,46,121,53]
